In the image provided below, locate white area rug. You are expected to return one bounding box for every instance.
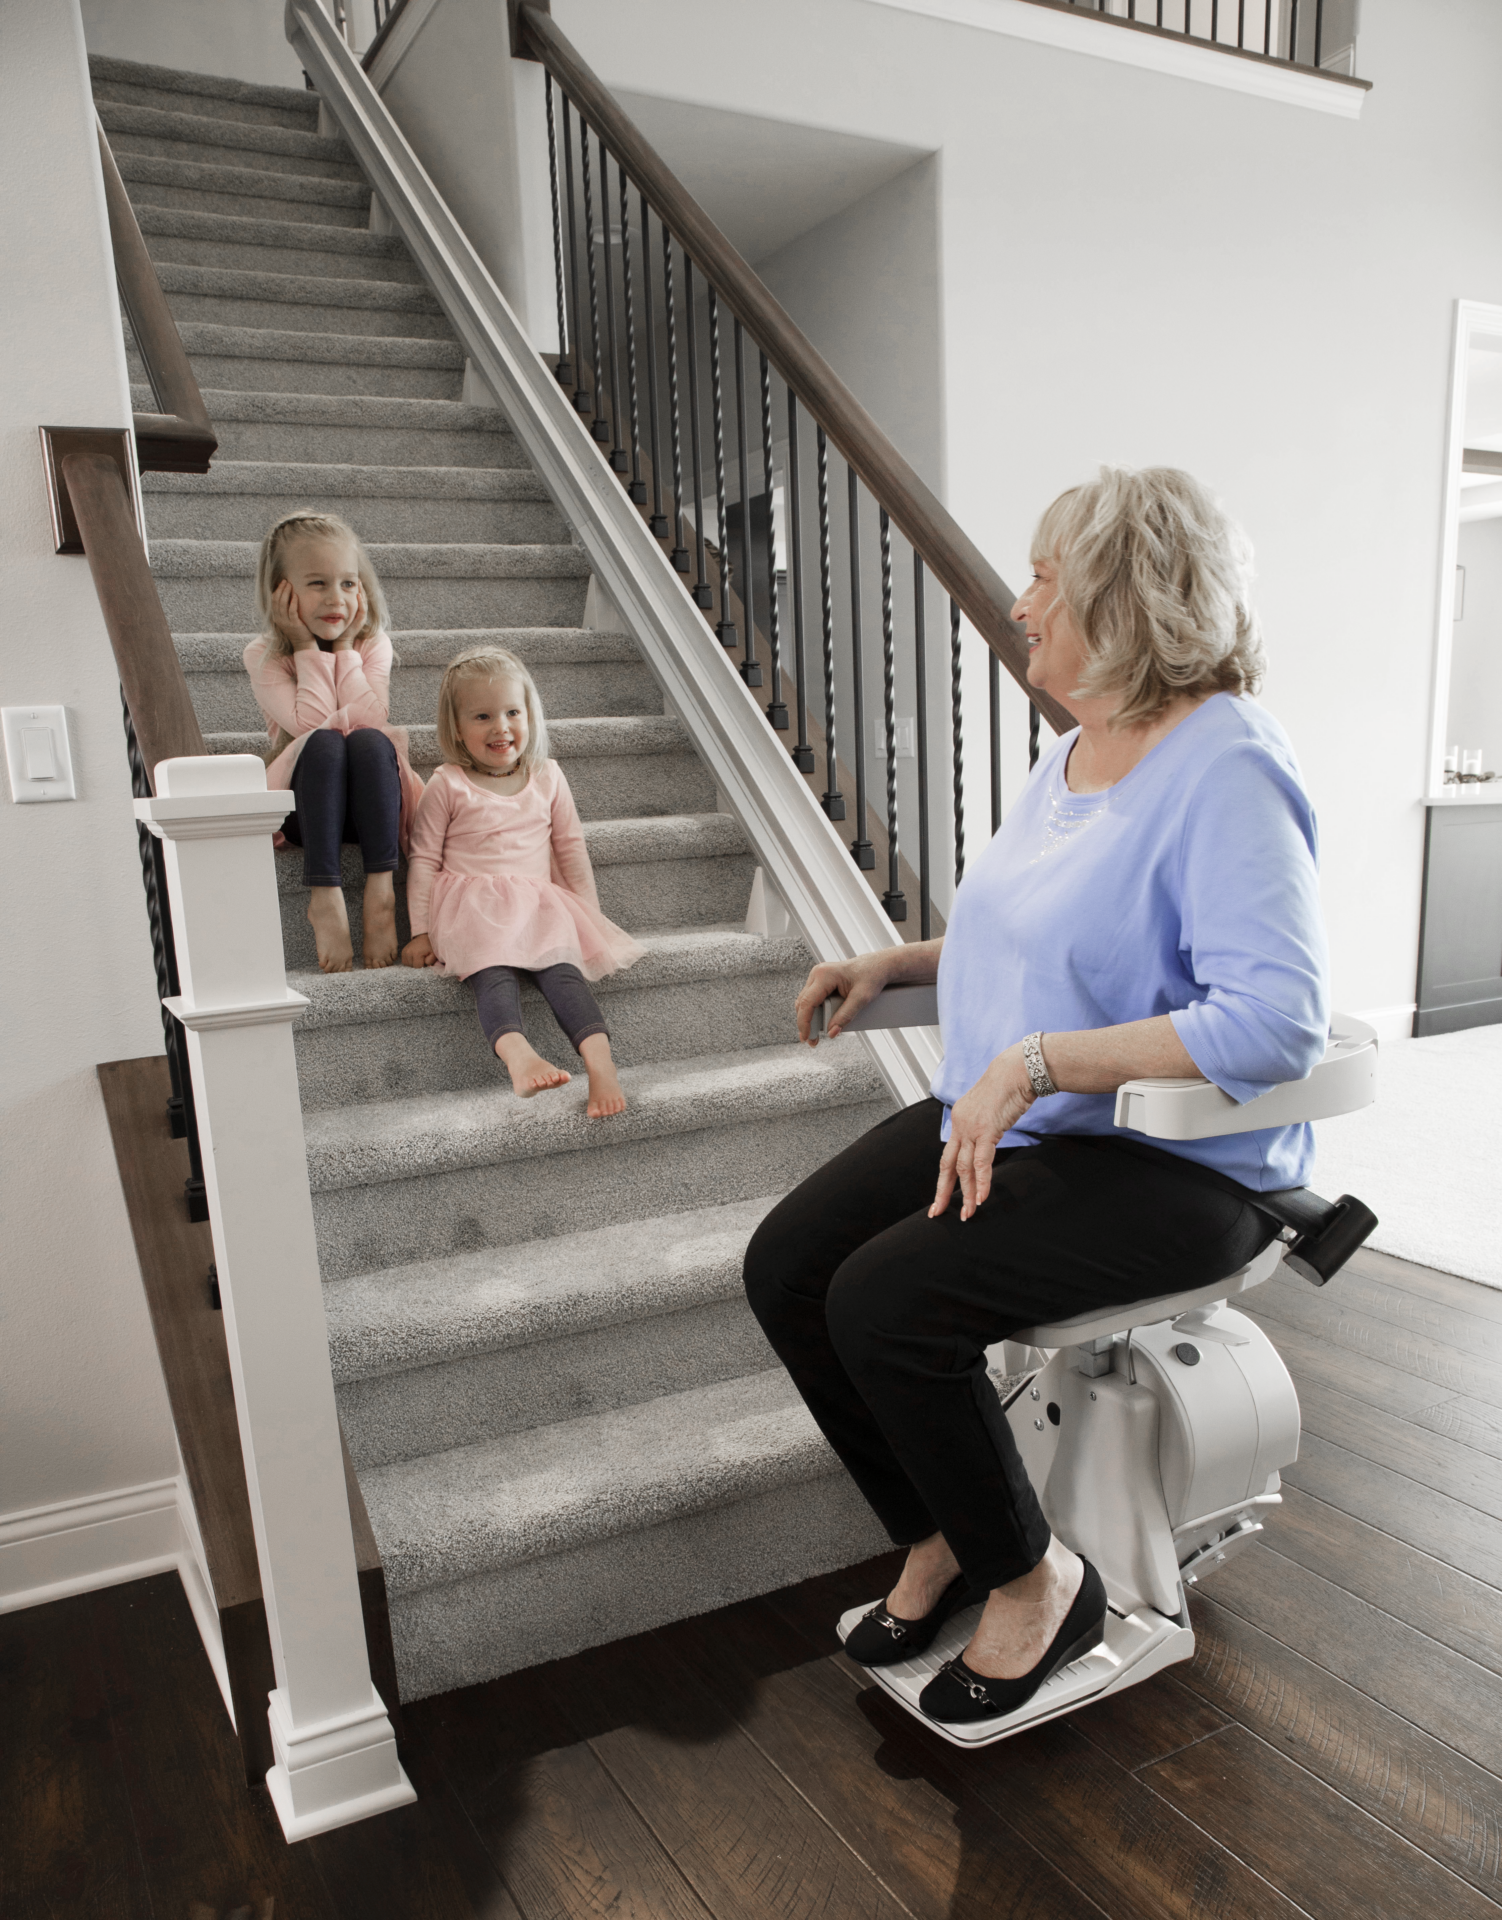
[1312,1024,1502,1288]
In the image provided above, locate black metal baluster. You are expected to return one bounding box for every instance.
[786,396,814,772]
[641,193,668,537]
[950,599,965,885]
[816,426,843,820]
[708,289,735,647]
[847,468,873,870]
[617,161,645,502]
[914,552,931,941]
[733,321,760,685]
[544,75,570,388]
[599,136,626,472]
[1237,0,1246,48]
[989,648,1002,834]
[1314,0,1324,66]
[580,121,609,445]
[1264,0,1272,55]
[561,99,589,413]
[1029,700,1041,771]
[662,229,689,571]
[760,353,787,728]
[1288,0,1300,62]
[878,508,905,920]
[684,259,712,608]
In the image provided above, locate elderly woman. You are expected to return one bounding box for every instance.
[744,466,1328,1725]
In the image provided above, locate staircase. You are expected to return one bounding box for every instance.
[93,53,895,1700]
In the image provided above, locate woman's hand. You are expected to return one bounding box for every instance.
[930,1043,1035,1221]
[402,933,437,969]
[795,949,902,1046]
[271,579,319,652]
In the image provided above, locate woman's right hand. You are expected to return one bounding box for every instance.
[402,933,437,969]
[794,949,901,1046]
[271,578,318,652]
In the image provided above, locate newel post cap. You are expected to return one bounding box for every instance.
[135,754,291,840]
[156,753,268,796]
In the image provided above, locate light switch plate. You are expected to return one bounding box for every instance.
[4,705,76,803]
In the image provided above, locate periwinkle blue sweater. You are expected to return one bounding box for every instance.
[931,693,1330,1191]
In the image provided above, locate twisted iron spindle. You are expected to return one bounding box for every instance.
[878,508,905,920]
[663,229,689,570]
[950,599,965,885]
[598,136,627,472]
[734,321,760,686]
[914,552,931,940]
[759,352,786,728]
[641,192,667,536]
[708,289,735,647]
[847,468,873,870]
[816,426,843,820]
[1314,0,1325,67]
[580,122,610,445]
[561,99,589,413]
[618,165,646,504]
[684,259,712,608]
[786,395,814,773]
[1287,0,1299,62]
[1029,700,1041,771]
[544,76,570,387]
[988,647,1002,833]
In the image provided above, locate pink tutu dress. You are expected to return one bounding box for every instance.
[405,760,645,981]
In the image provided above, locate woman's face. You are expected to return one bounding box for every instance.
[457,677,529,775]
[281,537,363,643]
[1013,556,1088,704]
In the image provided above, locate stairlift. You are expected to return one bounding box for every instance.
[813,991,1379,1748]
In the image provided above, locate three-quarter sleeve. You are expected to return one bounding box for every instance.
[329,636,392,731]
[405,769,454,935]
[1168,740,1330,1103]
[243,633,393,742]
[547,767,601,912]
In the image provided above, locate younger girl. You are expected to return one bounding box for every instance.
[246,512,425,972]
[401,646,644,1117]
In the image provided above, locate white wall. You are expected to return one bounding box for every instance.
[1452,519,1502,776]
[0,2,177,1537]
[548,0,1502,1030]
[80,0,310,90]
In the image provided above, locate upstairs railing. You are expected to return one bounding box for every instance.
[516,5,1074,941]
[1020,0,1366,79]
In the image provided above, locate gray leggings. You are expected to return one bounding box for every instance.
[471,962,607,1053]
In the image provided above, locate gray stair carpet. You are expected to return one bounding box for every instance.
[95,52,893,1699]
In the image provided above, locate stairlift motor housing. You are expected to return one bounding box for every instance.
[822,995,1378,1747]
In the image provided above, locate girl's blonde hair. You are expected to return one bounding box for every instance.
[437,646,550,779]
[1032,466,1265,730]
[254,511,388,657]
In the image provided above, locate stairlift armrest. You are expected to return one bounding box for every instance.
[1113,1015,1377,1140]
[810,983,940,1036]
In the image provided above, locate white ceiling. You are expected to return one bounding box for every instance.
[613,89,929,267]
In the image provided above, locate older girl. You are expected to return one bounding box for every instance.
[246,512,424,972]
[401,646,644,1117]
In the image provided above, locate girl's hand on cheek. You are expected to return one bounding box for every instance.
[929,1044,1035,1222]
[272,579,317,651]
[332,582,366,651]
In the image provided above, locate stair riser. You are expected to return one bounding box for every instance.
[311,1094,891,1280]
[123,179,370,225]
[110,131,361,181]
[143,351,462,401]
[339,1298,775,1468]
[163,292,452,339]
[205,420,522,467]
[184,659,662,731]
[93,78,318,131]
[295,961,807,1108]
[156,575,591,632]
[145,233,424,282]
[145,493,569,545]
[387,1469,889,1699]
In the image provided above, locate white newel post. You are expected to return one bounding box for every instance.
[137,754,415,1840]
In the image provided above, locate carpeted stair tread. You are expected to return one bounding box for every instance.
[148,537,590,580]
[172,626,640,671]
[117,151,372,218]
[148,322,465,372]
[302,1041,884,1193]
[98,99,360,176]
[325,1194,779,1384]
[359,1366,841,1595]
[89,53,319,127]
[152,260,444,320]
[135,202,423,275]
[207,712,688,764]
[143,461,546,502]
[150,388,516,436]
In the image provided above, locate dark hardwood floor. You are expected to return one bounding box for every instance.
[7,1244,1502,1920]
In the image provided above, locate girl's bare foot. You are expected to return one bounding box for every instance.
[962,1537,1083,1679]
[308,886,354,973]
[493,1032,571,1098]
[579,1033,627,1118]
[362,872,398,968]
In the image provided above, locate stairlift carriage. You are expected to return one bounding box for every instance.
[814,990,1379,1749]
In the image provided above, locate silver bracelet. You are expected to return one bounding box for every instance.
[1021,1032,1058,1098]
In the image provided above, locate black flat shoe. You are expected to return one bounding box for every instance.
[843,1572,982,1667]
[918,1558,1108,1724]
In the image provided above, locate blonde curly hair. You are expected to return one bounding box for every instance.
[1033,466,1265,730]
[437,645,550,779]
[253,511,388,657]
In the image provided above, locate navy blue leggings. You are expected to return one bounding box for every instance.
[282,727,400,888]
[472,963,608,1053]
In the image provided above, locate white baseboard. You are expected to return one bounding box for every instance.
[1351,1003,1417,1045]
[0,1476,235,1724]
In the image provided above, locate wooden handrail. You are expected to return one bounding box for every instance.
[517,4,1074,737]
[96,119,218,475]
[63,451,206,784]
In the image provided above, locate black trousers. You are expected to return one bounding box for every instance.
[744,1098,1277,1591]
[472,962,608,1053]
[282,727,400,888]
